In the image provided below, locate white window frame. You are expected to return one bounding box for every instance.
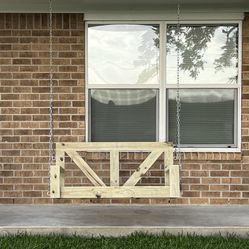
[85,20,242,153]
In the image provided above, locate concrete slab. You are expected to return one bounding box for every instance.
[0,205,249,237]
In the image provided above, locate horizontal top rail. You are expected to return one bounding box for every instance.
[56,142,173,152]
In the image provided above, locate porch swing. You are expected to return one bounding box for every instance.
[49,0,181,199]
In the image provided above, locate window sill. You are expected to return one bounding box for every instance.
[180,147,241,153]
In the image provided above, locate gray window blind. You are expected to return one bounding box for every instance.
[90,89,158,142]
[168,89,235,145]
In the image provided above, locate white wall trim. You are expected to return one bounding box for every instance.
[84,11,244,21]
[179,148,241,153]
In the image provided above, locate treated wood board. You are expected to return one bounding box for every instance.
[57,142,172,152]
[110,150,119,186]
[164,147,173,186]
[169,165,180,197]
[50,165,60,198]
[56,150,65,169]
[61,186,171,198]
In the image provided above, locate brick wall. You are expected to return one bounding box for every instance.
[0,13,85,204]
[0,13,249,204]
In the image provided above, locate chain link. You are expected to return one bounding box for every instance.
[175,1,181,168]
[48,0,55,195]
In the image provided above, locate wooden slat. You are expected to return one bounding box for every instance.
[56,150,65,189]
[50,165,60,198]
[56,149,65,169]
[110,150,119,186]
[123,150,163,186]
[164,146,173,167]
[164,147,173,186]
[61,186,170,198]
[57,142,171,152]
[169,165,180,197]
[66,150,106,187]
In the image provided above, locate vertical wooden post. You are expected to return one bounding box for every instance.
[50,148,65,198]
[50,165,60,198]
[110,150,119,186]
[57,149,65,188]
[164,146,173,186]
[169,164,180,197]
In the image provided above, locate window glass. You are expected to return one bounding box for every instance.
[167,89,235,145]
[90,89,158,141]
[166,24,238,84]
[88,24,160,85]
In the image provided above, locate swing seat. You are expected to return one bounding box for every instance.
[50,142,180,199]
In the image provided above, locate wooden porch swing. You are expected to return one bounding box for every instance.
[48,0,181,199]
[50,142,180,198]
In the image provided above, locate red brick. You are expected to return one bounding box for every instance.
[222,178,241,184]
[190,198,209,204]
[191,171,209,177]
[181,177,200,184]
[202,178,220,184]
[202,164,221,170]
[223,192,241,198]
[0,198,14,204]
[210,185,229,191]
[210,171,229,177]
[231,185,249,191]
[202,192,220,198]
[231,171,249,177]
[230,199,249,204]
[183,191,200,197]
[14,198,33,204]
[210,198,229,205]
[23,191,42,197]
[191,185,209,191]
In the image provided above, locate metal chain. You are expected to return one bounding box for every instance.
[175,1,181,168]
[48,0,55,195]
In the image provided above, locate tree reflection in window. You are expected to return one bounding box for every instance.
[167,24,238,84]
[136,24,238,84]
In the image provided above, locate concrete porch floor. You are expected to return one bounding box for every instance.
[0,205,249,237]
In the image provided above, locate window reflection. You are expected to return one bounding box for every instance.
[166,25,238,84]
[88,24,160,85]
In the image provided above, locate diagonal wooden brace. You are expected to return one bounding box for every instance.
[66,150,106,187]
[123,150,163,186]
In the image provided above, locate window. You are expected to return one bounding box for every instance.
[166,24,239,148]
[87,24,160,142]
[87,22,241,151]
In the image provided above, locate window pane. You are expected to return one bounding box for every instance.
[90,89,158,142]
[167,24,238,84]
[167,89,235,145]
[88,24,160,85]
